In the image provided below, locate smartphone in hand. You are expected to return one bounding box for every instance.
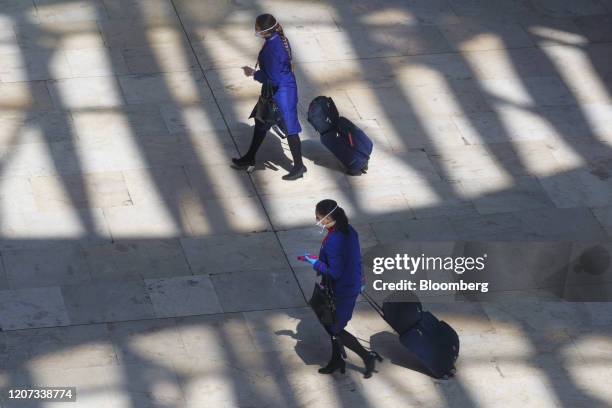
[241,66,255,77]
[297,255,318,261]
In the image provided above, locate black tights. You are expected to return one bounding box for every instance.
[329,329,369,362]
[243,121,303,168]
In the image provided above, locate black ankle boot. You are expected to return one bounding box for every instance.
[231,156,255,172]
[282,164,307,180]
[363,351,383,379]
[318,335,345,375]
[318,358,346,374]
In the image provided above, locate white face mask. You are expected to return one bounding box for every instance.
[315,205,337,233]
[255,22,278,38]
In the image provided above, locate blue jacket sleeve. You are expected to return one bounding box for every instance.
[253,69,268,83]
[254,41,286,85]
[313,237,344,280]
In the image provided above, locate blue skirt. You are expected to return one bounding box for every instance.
[273,85,302,135]
[324,294,358,335]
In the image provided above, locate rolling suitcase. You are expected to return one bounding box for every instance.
[362,291,459,379]
[308,96,373,175]
[317,116,373,175]
[399,311,459,379]
[307,95,339,135]
[381,291,423,335]
[323,117,373,175]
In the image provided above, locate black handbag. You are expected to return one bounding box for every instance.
[249,81,287,137]
[309,275,336,327]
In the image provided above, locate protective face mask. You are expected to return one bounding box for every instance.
[254,22,278,37]
[315,205,337,233]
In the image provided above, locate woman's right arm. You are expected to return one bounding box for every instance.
[254,45,284,84]
[253,68,268,83]
[253,46,270,83]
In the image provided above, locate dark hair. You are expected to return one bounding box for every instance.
[316,199,349,234]
[255,13,293,70]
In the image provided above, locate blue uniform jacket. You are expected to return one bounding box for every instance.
[313,225,363,334]
[313,225,363,298]
[253,33,302,135]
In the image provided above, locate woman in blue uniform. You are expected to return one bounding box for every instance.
[302,199,383,378]
[233,14,306,181]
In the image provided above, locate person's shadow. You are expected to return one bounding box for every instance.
[273,308,331,367]
[273,308,369,375]
[272,294,442,378]
[369,331,432,377]
[273,308,405,376]
[232,121,351,175]
[260,133,295,173]
[300,139,347,174]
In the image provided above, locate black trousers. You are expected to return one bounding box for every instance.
[328,329,369,362]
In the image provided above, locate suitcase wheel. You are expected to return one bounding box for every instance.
[440,367,457,380]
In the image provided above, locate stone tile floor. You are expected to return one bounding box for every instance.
[0,0,611,406]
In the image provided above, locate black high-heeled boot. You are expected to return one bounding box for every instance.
[339,329,383,379]
[318,336,345,375]
[364,351,383,379]
[231,156,256,173]
[283,134,307,180]
[232,122,267,172]
[282,164,307,180]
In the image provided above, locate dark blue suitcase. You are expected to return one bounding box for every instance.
[399,311,459,379]
[307,96,339,135]
[382,292,423,335]
[320,117,373,175]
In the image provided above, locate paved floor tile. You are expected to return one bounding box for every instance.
[84,239,191,282]
[591,205,612,237]
[48,76,124,109]
[210,269,305,313]
[0,80,53,110]
[61,280,155,324]
[0,1,611,406]
[439,18,534,51]
[371,217,459,242]
[118,71,211,105]
[146,274,222,318]
[0,49,73,83]
[2,244,90,289]
[517,207,609,240]
[4,324,115,370]
[461,175,554,215]
[181,195,272,236]
[0,287,70,330]
[538,169,612,208]
[180,232,287,275]
[31,171,133,210]
[107,318,189,365]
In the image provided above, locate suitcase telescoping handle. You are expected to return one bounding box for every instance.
[361,290,385,320]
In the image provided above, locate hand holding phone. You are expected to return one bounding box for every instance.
[242,66,255,77]
[297,253,318,263]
